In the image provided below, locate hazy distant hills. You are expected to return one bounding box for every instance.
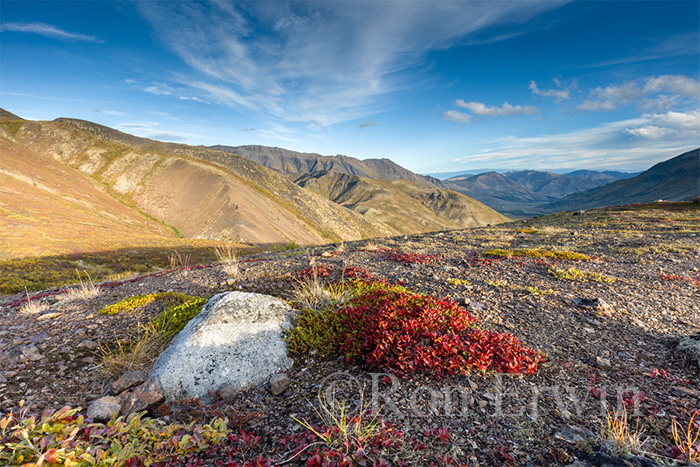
[0,110,508,258]
[543,148,700,212]
[442,166,656,217]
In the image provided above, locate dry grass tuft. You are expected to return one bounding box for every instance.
[19,289,49,315]
[57,270,100,301]
[600,407,648,457]
[291,388,382,460]
[292,276,356,311]
[168,250,191,269]
[671,411,700,463]
[97,325,169,377]
[215,245,239,276]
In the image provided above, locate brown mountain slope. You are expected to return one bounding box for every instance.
[293,170,508,234]
[211,144,446,188]
[0,127,187,259]
[543,148,700,212]
[2,116,392,248]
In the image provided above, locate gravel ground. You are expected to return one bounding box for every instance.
[1,203,698,466]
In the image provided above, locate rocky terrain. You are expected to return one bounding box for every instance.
[1,202,698,466]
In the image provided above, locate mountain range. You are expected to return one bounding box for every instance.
[0,110,505,259]
[1,108,696,261]
[441,161,695,217]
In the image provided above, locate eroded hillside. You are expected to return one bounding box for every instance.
[1,117,393,249]
[294,170,508,234]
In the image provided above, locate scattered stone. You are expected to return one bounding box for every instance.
[110,370,146,395]
[150,292,294,401]
[676,331,700,369]
[671,385,700,397]
[0,373,6,383]
[0,351,16,366]
[596,357,612,369]
[575,297,614,315]
[19,344,43,361]
[120,379,165,415]
[554,425,595,444]
[78,339,99,350]
[87,396,121,422]
[218,278,236,287]
[37,312,61,321]
[270,373,290,396]
[217,383,237,401]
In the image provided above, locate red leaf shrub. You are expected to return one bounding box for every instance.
[295,264,332,280]
[337,283,544,377]
[380,249,439,264]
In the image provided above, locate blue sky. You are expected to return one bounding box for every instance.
[1,1,698,174]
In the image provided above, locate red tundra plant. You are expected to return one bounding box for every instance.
[380,249,440,264]
[337,282,545,377]
[295,264,333,280]
[661,274,700,287]
[341,266,375,282]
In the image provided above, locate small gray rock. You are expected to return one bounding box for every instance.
[554,425,595,444]
[596,356,612,369]
[78,339,99,350]
[575,297,614,315]
[110,370,145,395]
[270,373,290,396]
[87,396,121,422]
[120,379,165,415]
[217,383,237,401]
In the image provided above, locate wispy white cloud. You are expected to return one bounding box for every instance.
[444,110,471,123]
[529,78,572,102]
[0,22,102,43]
[578,75,699,112]
[95,109,129,117]
[455,100,538,117]
[115,121,192,142]
[453,110,699,170]
[178,95,206,103]
[144,86,172,96]
[135,1,567,126]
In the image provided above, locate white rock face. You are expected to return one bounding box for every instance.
[150,292,295,401]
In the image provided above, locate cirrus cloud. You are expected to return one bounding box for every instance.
[0,22,102,43]
[135,1,567,127]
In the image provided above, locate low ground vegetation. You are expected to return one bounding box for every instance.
[1,202,698,465]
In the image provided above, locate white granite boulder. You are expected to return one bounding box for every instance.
[149,292,295,401]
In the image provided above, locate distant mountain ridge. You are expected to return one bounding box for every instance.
[543,148,700,212]
[211,145,447,188]
[442,166,651,217]
[212,144,506,230]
